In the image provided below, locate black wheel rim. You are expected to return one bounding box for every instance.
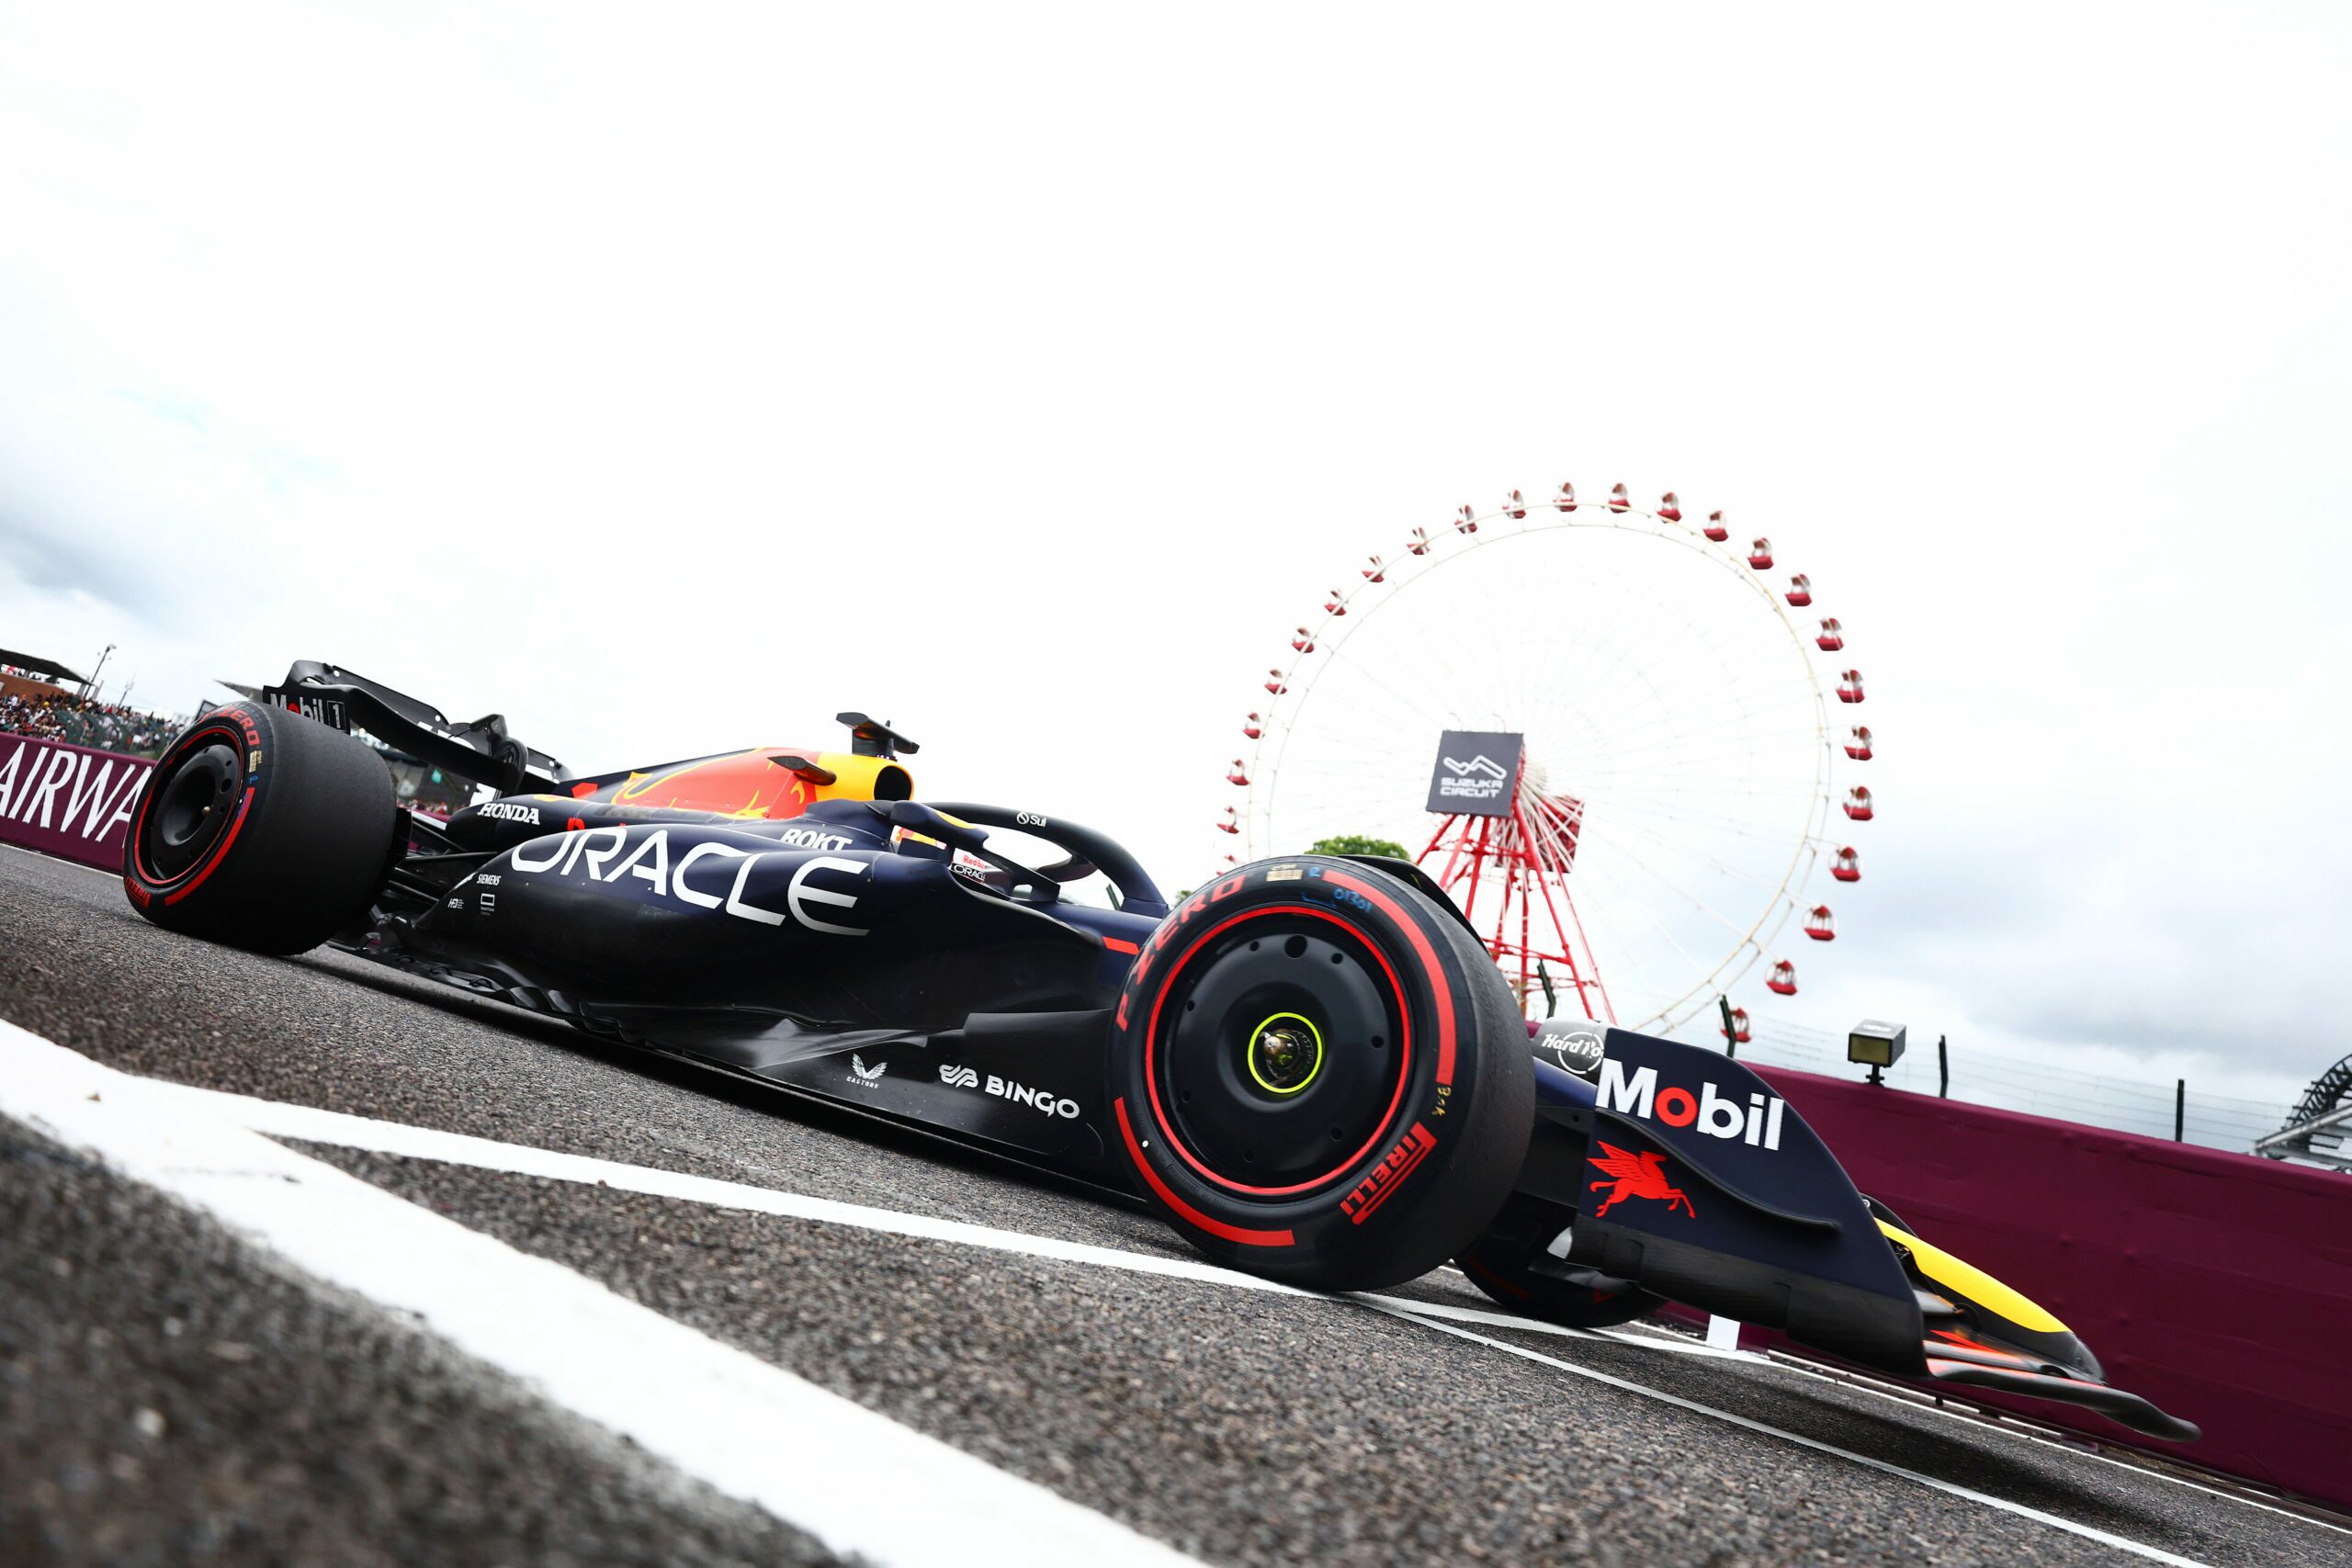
[1152,913,1408,1195]
[143,739,242,880]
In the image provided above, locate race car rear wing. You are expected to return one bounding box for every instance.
[260,660,567,796]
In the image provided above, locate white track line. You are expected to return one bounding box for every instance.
[162,1077,1321,1291]
[1367,1306,2222,1568]
[0,1022,1195,1568]
[1744,1345,2352,1538]
[130,1074,2309,1558]
[3,841,119,878]
[151,1075,1724,1350]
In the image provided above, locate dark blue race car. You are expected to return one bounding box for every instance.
[119,662,2196,1443]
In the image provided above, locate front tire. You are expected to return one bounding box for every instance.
[1110,855,1532,1291]
[122,702,397,954]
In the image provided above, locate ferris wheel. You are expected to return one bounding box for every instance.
[1216,481,1873,1038]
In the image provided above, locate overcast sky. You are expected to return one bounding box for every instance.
[3,4,2345,1115]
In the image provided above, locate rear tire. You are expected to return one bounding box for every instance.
[122,702,397,954]
[1456,1197,1666,1328]
[1109,855,1532,1292]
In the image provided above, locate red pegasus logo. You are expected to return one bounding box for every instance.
[1588,1142,1695,1219]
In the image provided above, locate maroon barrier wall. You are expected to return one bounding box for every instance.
[0,734,151,872]
[1748,1064,2352,1509]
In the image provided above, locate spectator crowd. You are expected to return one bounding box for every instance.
[0,692,183,758]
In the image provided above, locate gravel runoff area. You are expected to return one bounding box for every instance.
[6,843,2348,1567]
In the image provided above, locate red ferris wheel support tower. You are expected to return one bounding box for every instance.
[1414,738,1614,1023]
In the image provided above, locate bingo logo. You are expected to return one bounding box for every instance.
[1596,1060,1788,1150]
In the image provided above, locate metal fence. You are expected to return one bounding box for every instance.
[1715,1018,2289,1155]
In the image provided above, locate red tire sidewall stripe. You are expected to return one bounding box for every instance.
[163,786,254,905]
[1325,871,1455,1086]
[1139,902,1414,1199]
[1114,1098,1294,1247]
[129,724,248,891]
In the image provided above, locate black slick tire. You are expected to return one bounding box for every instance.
[121,702,397,955]
[1455,1197,1667,1328]
[1109,854,1533,1292]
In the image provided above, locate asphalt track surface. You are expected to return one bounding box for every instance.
[5,845,2347,1567]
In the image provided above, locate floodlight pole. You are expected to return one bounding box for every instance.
[82,643,115,705]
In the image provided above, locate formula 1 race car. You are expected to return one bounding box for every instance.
[120,663,2198,1443]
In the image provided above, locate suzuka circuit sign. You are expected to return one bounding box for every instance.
[1424,730,1524,818]
[0,735,152,872]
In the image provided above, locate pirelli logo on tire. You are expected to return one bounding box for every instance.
[1340,1122,1437,1224]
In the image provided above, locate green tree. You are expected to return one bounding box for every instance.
[1309,833,1409,860]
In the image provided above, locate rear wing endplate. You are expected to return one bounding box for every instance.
[262,660,566,795]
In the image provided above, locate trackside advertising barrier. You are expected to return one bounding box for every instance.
[1748,1065,2352,1511]
[0,735,150,872]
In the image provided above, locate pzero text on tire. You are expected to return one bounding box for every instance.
[1110,854,1533,1291]
[121,701,398,955]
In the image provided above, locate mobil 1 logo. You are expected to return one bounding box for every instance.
[1596,1057,1789,1151]
[1426,730,1523,817]
[262,687,349,731]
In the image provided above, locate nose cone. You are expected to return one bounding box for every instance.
[1880,1219,2199,1441]
[1881,1221,2103,1382]
[1938,1315,2105,1386]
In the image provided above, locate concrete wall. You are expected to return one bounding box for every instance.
[1751,1063,2352,1509]
[0,735,149,871]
